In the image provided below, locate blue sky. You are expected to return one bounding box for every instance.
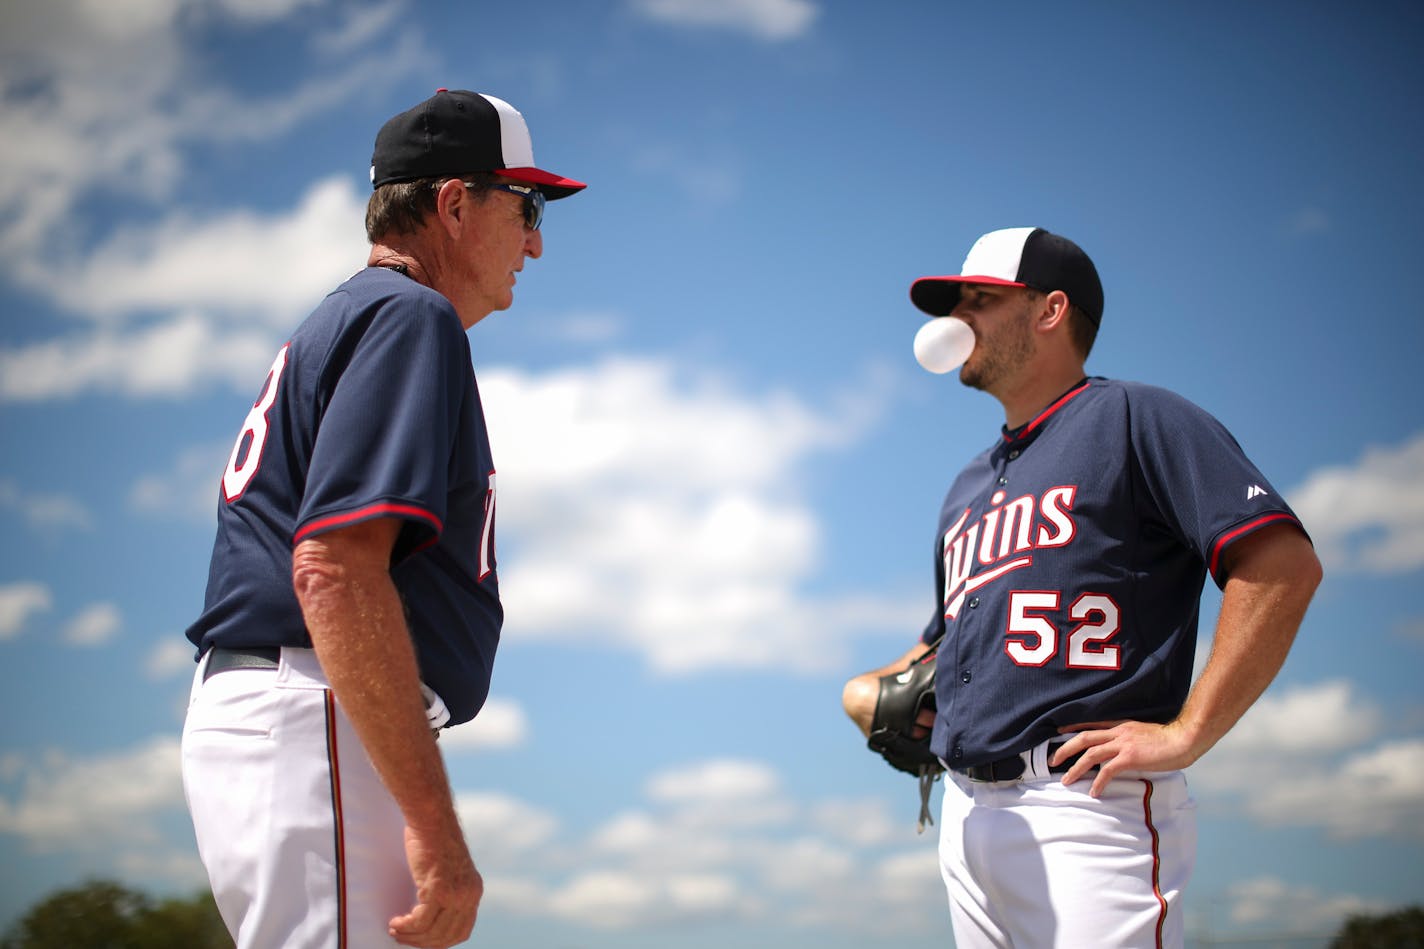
[1,1,1421,945]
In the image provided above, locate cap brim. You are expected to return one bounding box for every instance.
[499,166,586,200]
[910,275,1025,316]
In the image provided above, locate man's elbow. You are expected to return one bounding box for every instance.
[292,538,346,609]
[843,674,880,737]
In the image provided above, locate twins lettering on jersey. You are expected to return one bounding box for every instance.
[942,484,1121,671]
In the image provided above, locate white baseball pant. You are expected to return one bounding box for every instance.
[181,647,431,948]
[937,740,1196,948]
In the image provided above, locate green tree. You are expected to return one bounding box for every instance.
[1,879,230,949]
[1331,905,1424,949]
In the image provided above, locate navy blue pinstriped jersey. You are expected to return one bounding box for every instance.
[921,377,1306,768]
[185,266,501,725]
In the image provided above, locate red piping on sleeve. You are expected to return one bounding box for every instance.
[294,502,443,545]
[1208,512,1299,577]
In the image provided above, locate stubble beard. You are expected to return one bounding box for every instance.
[958,307,1035,394]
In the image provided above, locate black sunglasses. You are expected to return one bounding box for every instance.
[483,182,545,230]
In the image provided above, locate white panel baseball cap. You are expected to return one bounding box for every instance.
[910,227,1103,325]
[370,89,585,199]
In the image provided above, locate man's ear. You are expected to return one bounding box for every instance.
[1038,289,1072,331]
[434,178,467,238]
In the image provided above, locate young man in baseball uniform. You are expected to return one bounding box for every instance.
[844,227,1321,948]
[181,89,584,948]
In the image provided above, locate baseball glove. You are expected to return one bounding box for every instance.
[866,638,944,831]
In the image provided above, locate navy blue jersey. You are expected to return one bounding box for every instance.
[186,266,501,725]
[922,377,1305,768]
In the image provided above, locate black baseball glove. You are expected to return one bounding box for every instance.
[866,638,944,831]
[866,640,942,776]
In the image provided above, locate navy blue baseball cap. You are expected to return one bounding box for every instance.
[911,227,1103,326]
[371,89,586,199]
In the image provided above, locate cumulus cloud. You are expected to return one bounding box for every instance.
[0,581,53,640]
[455,790,559,861]
[0,1,427,415]
[146,637,198,680]
[0,737,183,851]
[1224,877,1389,935]
[484,358,921,675]
[1288,433,1424,574]
[0,0,419,265]
[0,581,54,638]
[439,697,530,752]
[1192,680,1424,839]
[62,602,122,646]
[0,313,282,403]
[628,0,819,41]
[476,756,943,934]
[129,441,230,524]
[0,174,372,403]
[1214,679,1382,756]
[39,177,369,327]
[0,480,92,532]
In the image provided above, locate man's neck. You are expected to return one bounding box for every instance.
[996,363,1088,430]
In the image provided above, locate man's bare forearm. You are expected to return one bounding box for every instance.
[292,520,459,833]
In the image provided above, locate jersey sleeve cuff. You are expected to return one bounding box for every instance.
[293,501,443,554]
[1207,512,1307,581]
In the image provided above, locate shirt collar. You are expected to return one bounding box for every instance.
[1000,377,1095,446]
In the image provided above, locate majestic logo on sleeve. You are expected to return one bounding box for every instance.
[942,486,1077,619]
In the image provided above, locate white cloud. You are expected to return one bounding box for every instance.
[0,175,376,403]
[1224,877,1388,934]
[0,737,183,850]
[38,176,369,327]
[311,1,405,55]
[545,868,749,928]
[210,0,324,24]
[0,313,281,403]
[439,697,530,752]
[0,0,419,266]
[1253,739,1424,839]
[481,755,942,934]
[1192,680,1424,839]
[1213,679,1381,757]
[129,442,230,524]
[810,796,905,848]
[1288,432,1424,574]
[484,358,921,674]
[0,581,53,640]
[628,0,819,41]
[0,480,93,532]
[63,602,122,646]
[544,310,628,344]
[455,790,559,860]
[646,758,780,804]
[146,637,198,679]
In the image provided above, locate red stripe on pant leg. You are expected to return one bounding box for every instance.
[1140,779,1168,949]
[325,691,348,948]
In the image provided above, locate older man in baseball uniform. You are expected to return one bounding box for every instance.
[181,89,584,948]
